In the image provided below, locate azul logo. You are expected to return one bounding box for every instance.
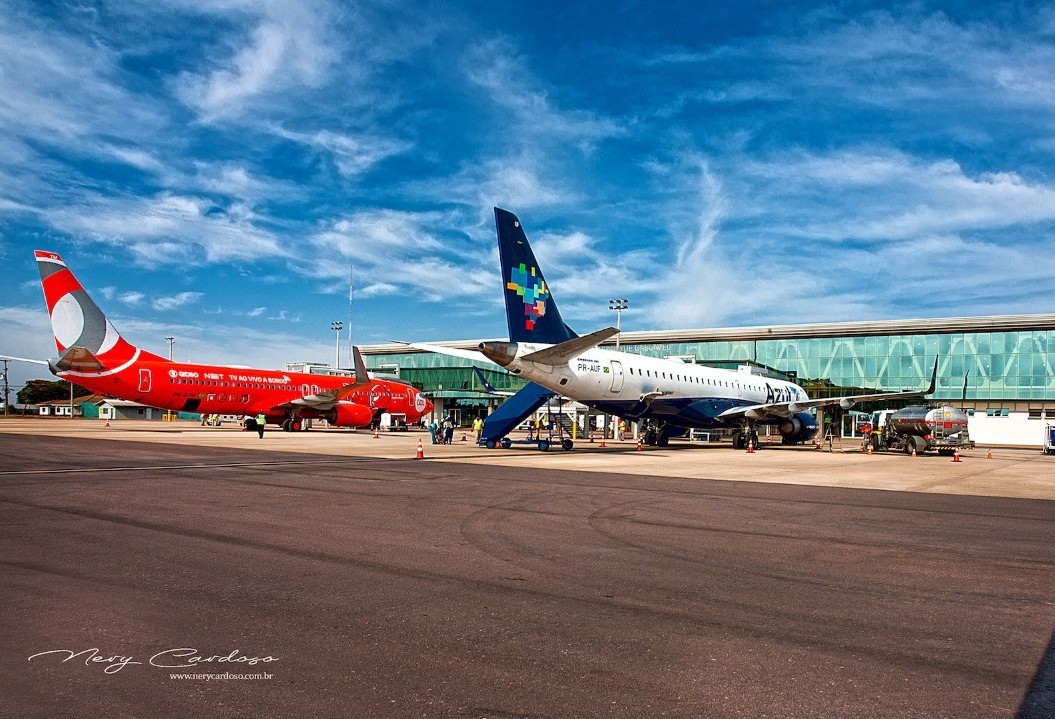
[507,262,549,331]
[764,384,799,403]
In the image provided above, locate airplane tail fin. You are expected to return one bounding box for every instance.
[35,250,164,371]
[495,208,578,344]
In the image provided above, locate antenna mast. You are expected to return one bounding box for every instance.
[347,264,354,367]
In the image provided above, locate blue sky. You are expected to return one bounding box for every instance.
[2,0,1055,393]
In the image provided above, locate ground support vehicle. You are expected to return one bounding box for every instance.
[869,405,974,456]
[482,399,574,451]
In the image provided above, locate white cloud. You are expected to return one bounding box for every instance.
[174,0,338,120]
[739,149,1055,241]
[273,127,412,178]
[466,39,624,152]
[152,292,203,311]
[119,292,146,306]
[46,192,287,266]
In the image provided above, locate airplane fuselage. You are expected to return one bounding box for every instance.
[490,342,811,431]
[57,358,430,426]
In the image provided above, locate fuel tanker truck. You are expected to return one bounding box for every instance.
[869,405,975,456]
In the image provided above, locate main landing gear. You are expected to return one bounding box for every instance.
[641,420,671,447]
[732,423,760,451]
[281,417,305,432]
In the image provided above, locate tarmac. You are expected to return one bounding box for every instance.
[1,418,1054,718]
[1,417,1053,500]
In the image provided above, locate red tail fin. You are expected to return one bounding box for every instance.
[35,250,166,370]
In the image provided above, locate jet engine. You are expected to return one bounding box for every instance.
[778,412,818,444]
[324,403,373,428]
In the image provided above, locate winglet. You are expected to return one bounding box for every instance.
[924,355,938,395]
[472,366,500,394]
[352,346,370,386]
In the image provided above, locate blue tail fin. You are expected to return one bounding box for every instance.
[495,208,577,344]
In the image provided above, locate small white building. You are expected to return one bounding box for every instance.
[98,399,161,421]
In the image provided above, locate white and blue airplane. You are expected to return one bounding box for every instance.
[409,208,936,449]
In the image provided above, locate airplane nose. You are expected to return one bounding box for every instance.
[479,341,518,367]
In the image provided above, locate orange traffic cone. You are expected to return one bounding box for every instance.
[746,439,755,454]
[416,439,424,460]
[952,448,962,463]
[986,448,993,459]
[865,443,872,455]
[911,446,917,458]
[105,419,110,427]
[461,432,468,442]
[600,435,606,448]
[636,437,643,452]
[373,427,380,439]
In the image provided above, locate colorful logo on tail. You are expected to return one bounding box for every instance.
[507,262,548,331]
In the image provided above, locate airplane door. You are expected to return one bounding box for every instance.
[138,368,151,393]
[609,361,624,393]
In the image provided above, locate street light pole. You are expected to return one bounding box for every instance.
[165,336,175,361]
[330,321,343,369]
[608,299,629,350]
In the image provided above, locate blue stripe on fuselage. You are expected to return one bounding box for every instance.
[587,396,760,429]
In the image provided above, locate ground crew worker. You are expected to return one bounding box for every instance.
[473,416,484,443]
[255,412,266,439]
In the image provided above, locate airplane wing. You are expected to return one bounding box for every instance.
[270,346,372,412]
[392,340,501,366]
[718,357,939,421]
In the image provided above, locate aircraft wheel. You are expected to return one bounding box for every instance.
[501,438,513,449]
[291,419,303,431]
[244,418,257,431]
[561,439,573,451]
[485,439,496,449]
[538,440,550,452]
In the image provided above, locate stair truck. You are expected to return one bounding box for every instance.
[869,405,975,456]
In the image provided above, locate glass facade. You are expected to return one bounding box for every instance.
[362,323,1055,407]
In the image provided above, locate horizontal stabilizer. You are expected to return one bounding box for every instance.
[52,346,105,373]
[393,340,500,366]
[0,354,49,366]
[520,327,619,366]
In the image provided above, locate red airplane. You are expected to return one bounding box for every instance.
[28,250,432,431]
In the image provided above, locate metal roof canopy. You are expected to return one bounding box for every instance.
[362,313,1055,356]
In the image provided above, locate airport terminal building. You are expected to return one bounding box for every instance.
[359,313,1055,434]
